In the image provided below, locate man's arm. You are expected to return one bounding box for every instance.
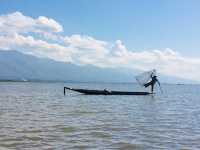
[156,78,163,93]
[156,79,161,86]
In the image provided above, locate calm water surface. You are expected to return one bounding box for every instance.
[0,82,200,149]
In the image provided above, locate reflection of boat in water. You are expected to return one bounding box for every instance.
[64,87,152,95]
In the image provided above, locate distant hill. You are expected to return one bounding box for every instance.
[0,50,134,82]
[0,50,198,84]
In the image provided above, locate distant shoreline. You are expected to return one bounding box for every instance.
[0,79,137,84]
[0,79,199,85]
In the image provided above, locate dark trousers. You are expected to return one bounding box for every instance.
[144,81,155,93]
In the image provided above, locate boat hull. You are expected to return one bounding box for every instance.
[64,87,151,95]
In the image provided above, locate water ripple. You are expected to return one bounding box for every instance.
[0,82,200,149]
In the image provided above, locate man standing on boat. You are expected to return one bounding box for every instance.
[136,69,162,94]
[144,72,161,93]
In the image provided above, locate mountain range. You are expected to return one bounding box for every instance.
[0,50,134,82]
[0,50,197,84]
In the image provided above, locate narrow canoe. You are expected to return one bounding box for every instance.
[64,87,152,95]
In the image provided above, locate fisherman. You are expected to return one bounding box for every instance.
[144,73,160,93]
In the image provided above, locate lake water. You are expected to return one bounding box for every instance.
[0,82,200,149]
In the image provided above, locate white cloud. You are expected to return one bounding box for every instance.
[0,12,35,35]
[0,11,200,82]
[0,34,74,62]
[63,34,107,50]
[37,16,63,32]
[0,11,63,35]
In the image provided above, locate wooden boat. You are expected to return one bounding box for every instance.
[64,87,152,95]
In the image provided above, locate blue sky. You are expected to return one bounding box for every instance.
[1,0,200,56]
[0,0,200,81]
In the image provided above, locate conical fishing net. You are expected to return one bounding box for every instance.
[135,69,156,86]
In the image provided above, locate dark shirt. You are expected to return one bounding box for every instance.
[144,75,158,87]
[151,76,158,84]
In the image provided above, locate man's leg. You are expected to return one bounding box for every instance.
[151,85,154,93]
[144,81,152,87]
